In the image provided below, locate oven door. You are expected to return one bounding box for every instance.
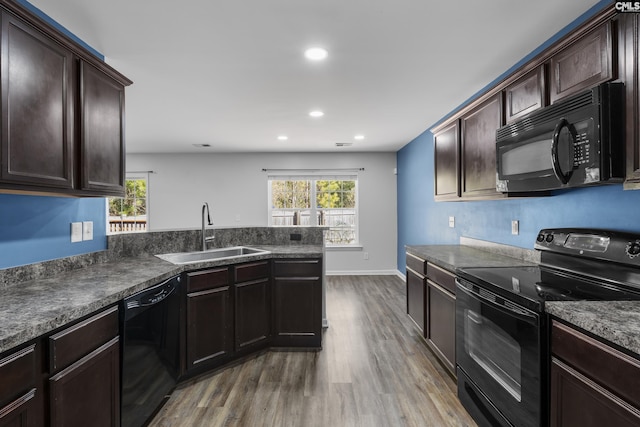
[456,278,542,427]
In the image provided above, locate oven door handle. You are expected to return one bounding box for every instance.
[456,280,539,326]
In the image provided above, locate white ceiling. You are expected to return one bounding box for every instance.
[29,0,602,154]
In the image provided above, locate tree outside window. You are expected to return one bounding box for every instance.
[108,178,147,233]
[270,177,358,245]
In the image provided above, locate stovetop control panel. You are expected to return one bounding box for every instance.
[535,228,640,266]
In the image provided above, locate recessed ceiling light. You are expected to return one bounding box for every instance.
[354,135,365,140]
[277,135,288,141]
[304,47,328,61]
[309,110,324,118]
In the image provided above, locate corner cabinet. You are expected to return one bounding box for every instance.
[550,320,640,427]
[0,3,131,197]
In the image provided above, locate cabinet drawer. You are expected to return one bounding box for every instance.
[235,261,269,283]
[426,263,456,295]
[273,259,322,277]
[406,253,427,276]
[49,306,119,374]
[0,344,37,407]
[187,267,229,292]
[552,321,640,408]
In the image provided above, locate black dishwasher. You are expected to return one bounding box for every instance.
[121,275,181,427]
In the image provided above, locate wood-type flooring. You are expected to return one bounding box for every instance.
[149,275,477,427]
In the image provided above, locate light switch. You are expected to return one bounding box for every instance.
[83,221,94,241]
[71,222,83,243]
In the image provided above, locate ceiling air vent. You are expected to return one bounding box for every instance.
[335,142,353,147]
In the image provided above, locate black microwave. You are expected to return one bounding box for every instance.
[495,82,624,193]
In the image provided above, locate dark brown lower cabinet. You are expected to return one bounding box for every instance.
[0,344,41,427]
[426,279,456,375]
[186,282,234,371]
[406,267,425,333]
[272,259,323,348]
[47,306,120,427]
[235,261,271,352]
[49,338,120,427]
[550,320,640,427]
[235,278,271,351]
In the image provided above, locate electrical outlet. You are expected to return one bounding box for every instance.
[235,214,240,222]
[511,220,519,235]
[83,221,94,241]
[449,216,455,228]
[363,252,369,260]
[71,222,82,243]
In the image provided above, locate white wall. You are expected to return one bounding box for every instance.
[127,152,398,274]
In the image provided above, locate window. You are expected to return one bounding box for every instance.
[268,175,358,246]
[107,175,148,234]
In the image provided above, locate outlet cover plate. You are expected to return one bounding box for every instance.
[71,222,83,242]
[83,221,94,241]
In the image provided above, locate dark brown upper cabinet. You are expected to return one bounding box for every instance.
[461,93,502,199]
[433,121,460,201]
[549,21,614,104]
[0,3,131,197]
[79,62,126,196]
[504,65,546,123]
[619,13,640,188]
[0,10,75,190]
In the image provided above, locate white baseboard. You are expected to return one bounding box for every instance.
[325,269,402,276]
[395,270,406,280]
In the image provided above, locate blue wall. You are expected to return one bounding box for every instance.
[396,0,640,272]
[0,195,107,269]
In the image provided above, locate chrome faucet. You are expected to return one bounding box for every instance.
[202,202,214,251]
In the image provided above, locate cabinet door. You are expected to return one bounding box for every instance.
[80,61,125,196]
[504,65,546,123]
[550,358,640,427]
[406,268,425,333]
[461,94,502,199]
[186,285,234,370]
[619,13,640,187]
[433,121,460,200]
[0,389,37,427]
[0,11,74,190]
[49,337,120,427]
[550,21,613,104]
[426,280,456,376]
[235,278,270,351]
[273,277,322,347]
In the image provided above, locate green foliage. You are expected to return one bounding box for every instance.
[109,179,147,217]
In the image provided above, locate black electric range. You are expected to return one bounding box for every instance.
[454,228,640,427]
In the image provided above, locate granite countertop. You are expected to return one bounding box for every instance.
[546,301,640,357]
[406,244,536,272]
[0,245,323,354]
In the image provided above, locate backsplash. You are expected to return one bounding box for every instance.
[0,227,325,288]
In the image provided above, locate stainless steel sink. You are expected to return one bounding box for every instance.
[156,246,270,265]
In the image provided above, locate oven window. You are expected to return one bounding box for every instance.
[501,138,552,176]
[464,308,522,401]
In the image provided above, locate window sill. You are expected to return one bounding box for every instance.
[325,245,363,251]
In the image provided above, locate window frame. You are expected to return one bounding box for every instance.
[106,173,149,234]
[267,174,359,247]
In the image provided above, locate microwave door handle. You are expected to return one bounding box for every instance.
[551,118,575,184]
